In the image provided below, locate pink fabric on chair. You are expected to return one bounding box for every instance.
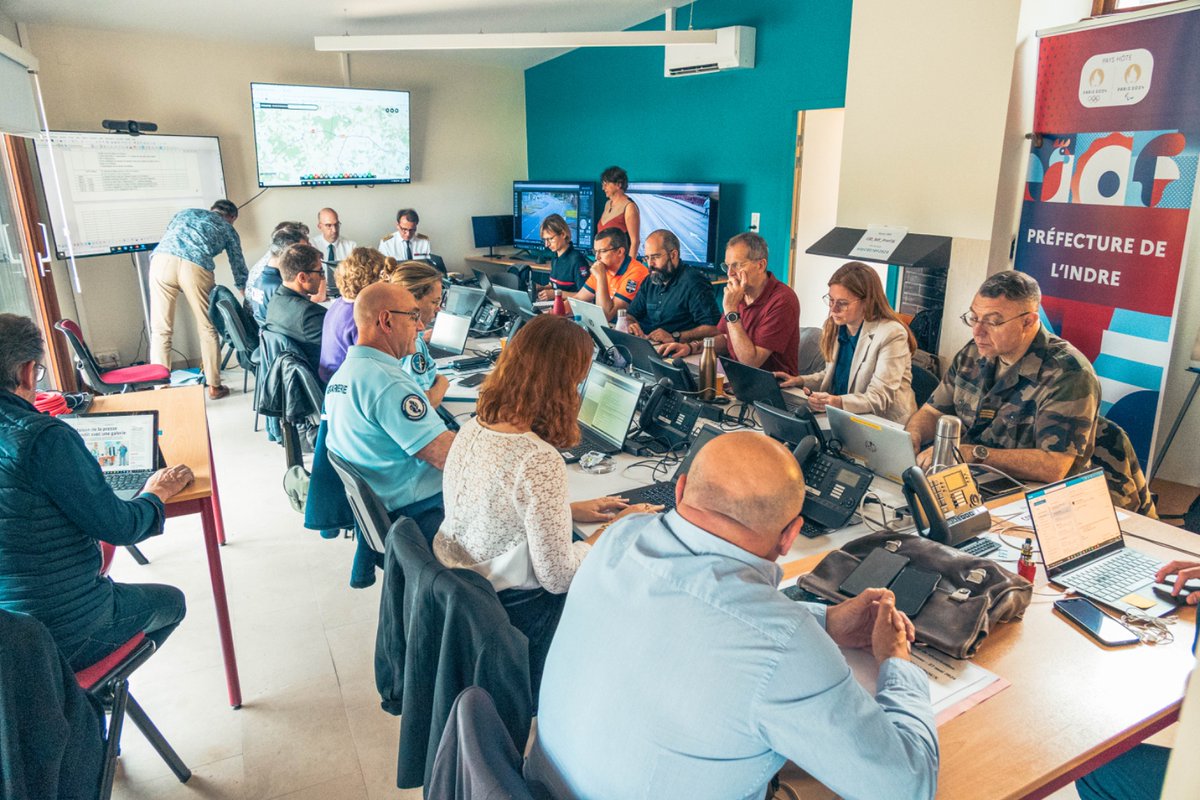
[99,364,170,383]
[74,632,146,690]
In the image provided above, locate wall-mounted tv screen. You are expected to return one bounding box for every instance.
[626,181,720,265]
[250,82,410,187]
[33,131,227,258]
[513,181,596,251]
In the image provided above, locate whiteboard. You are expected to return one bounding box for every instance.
[33,131,226,259]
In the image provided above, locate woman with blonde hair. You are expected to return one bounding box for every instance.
[434,314,654,691]
[386,260,450,406]
[318,246,386,382]
[776,262,918,423]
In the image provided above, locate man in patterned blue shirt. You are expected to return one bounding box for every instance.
[148,199,246,399]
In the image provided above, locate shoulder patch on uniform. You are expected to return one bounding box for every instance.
[410,352,428,374]
[625,278,639,295]
[402,394,427,420]
[382,232,395,241]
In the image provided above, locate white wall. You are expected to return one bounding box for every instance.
[23,24,527,366]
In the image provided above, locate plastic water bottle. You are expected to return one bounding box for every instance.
[615,309,630,332]
[699,337,717,402]
[552,289,567,316]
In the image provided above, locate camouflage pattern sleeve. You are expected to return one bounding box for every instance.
[1032,356,1100,463]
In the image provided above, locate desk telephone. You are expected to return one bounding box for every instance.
[793,433,873,533]
[901,463,991,546]
[636,378,708,451]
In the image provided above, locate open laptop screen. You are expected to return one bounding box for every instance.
[578,364,642,447]
[444,286,486,319]
[1026,469,1123,572]
[61,411,158,473]
[429,313,471,355]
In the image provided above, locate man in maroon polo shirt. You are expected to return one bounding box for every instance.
[659,232,800,374]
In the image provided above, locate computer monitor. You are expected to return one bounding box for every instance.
[513,181,596,251]
[625,181,720,265]
[471,215,514,257]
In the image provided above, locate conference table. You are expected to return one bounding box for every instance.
[441,339,1198,800]
[89,385,243,709]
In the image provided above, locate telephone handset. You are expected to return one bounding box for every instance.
[792,434,873,533]
[638,378,700,448]
[901,463,991,546]
[471,301,502,334]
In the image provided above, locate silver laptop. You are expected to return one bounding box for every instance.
[61,411,161,500]
[558,363,643,463]
[1026,468,1172,616]
[826,406,916,483]
[427,312,472,358]
[569,298,614,350]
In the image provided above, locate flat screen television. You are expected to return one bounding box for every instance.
[33,131,227,258]
[471,214,514,256]
[512,181,596,251]
[626,181,720,265]
[250,82,411,187]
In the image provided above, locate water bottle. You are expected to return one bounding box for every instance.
[929,415,962,472]
[615,309,630,332]
[552,289,567,316]
[699,337,717,402]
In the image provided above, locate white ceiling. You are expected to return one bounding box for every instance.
[1,0,698,68]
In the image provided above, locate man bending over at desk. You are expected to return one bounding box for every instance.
[525,431,938,800]
[904,271,1099,484]
[325,283,454,544]
[658,231,800,374]
[0,315,194,670]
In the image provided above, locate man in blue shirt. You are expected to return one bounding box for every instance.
[526,431,938,800]
[325,282,455,543]
[246,224,308,324]
[0,315,194,670]
[626,229,720,346]
[149,199,247,399]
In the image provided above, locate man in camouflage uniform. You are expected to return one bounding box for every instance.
[906,272,1100,485]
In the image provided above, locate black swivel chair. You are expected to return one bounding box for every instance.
[326,450,390,554]
[911,364,939,408]
[209,287,262,429]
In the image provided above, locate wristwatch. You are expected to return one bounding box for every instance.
[972,444,989,463]
[671,331,681,342]
[724,310,741,324]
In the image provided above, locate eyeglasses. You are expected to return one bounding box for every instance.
[387,309,423,322]
[644,251,672,264]
[720,259,761,272]
[822,294,859,312]
[959,311,1033,329]
[398,225,418,234]
[301,269,325,275]
[35,363,45,382]
[593,246,618,256]
[541,234,560,244]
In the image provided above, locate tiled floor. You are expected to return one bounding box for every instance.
[107,367,420,799]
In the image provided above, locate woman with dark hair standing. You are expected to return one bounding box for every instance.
[776,261,918,424]
[433,315,656,690]
[597,165,641,260]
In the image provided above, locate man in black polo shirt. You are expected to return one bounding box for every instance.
[627,229,720,345]
[263,243,327,372]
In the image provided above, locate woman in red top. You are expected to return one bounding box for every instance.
[597,166,641,260]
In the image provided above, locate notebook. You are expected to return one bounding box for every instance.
[826,407,916,484]
[427,312,472,358]
[1026,468,1172,616]
[61,411,161,500]
[443,285,487,320]
[558,363,643,463]
[719,357,808,414]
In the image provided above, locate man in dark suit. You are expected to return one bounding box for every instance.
[263,243,328,372]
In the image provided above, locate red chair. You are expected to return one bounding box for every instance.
[76,634,191,799]
[54,319,170,394]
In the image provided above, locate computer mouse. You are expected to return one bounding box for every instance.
[1152,580,1199,605]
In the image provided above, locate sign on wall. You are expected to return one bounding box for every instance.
[1015,9,1200,469]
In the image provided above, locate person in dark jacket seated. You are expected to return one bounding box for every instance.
[264,242,328,374]
[246,224,308,325]
[0,314,194,671]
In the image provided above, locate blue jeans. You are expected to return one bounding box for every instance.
[67,582,187,671]
[1075,744,1170,800]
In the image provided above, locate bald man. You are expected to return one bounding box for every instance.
[324,282,454,545]
[526,432,939,800]
[315,208,357,297]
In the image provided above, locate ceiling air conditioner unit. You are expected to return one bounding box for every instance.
[664,26,755,77]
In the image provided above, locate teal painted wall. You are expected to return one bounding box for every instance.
[525,0,852,279]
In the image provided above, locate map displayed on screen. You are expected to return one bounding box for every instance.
[250,83,411,187]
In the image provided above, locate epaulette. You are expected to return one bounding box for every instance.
[382,232,395,241]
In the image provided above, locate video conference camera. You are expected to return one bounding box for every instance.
[101,119,158,136]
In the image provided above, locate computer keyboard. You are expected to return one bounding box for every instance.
[622,482,677,508]
[1066,549,1164,601]
[107,471,153,491]
[798,520,826,538]
[957,537,1001,558]
[559,429,617,463]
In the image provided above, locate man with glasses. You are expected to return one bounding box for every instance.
[379,208,431,262]
[247,224,309,325]
[624,229,720,345]
[535,214,591,298]
[263,244,328,373]
[0,314,194,670]
[325,282,454,546]
[567,228,648,322]
[905,271,1100,484]
[315,208,358,298]
[659,232,800,374]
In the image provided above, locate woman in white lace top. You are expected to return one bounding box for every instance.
[434,314,655,690]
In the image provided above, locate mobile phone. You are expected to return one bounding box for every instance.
[1152,575,1200,605]
[890,567,940,617]
[457,372,488,388]
[838,548,910,597]
[1053,598,1139,647]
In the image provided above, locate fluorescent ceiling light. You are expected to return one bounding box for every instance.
[313,29,719,52]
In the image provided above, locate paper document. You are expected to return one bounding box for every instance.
[842,645,1009,726]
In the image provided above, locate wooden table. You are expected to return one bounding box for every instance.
[89,385,242,708]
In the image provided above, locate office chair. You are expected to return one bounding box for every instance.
[54,319,170,394]
[911,364,939,408]
[326,450,391,554]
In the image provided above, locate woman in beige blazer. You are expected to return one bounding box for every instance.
[776,262,918,423]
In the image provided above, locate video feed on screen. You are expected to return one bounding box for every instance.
[513,181,595,250]
[626,182,720,265]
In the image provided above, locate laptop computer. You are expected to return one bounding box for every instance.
[559,362,644,463]
[826,406,917,484]
[1026,468,1172,616]
[568,298,614,350]
[427,312,472,358]
[61,411,161,500]
[491,284,537,317]
[604,327,668,375]
[443,285,487,320]
[719,357,809,414]
[621,424,725,509]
